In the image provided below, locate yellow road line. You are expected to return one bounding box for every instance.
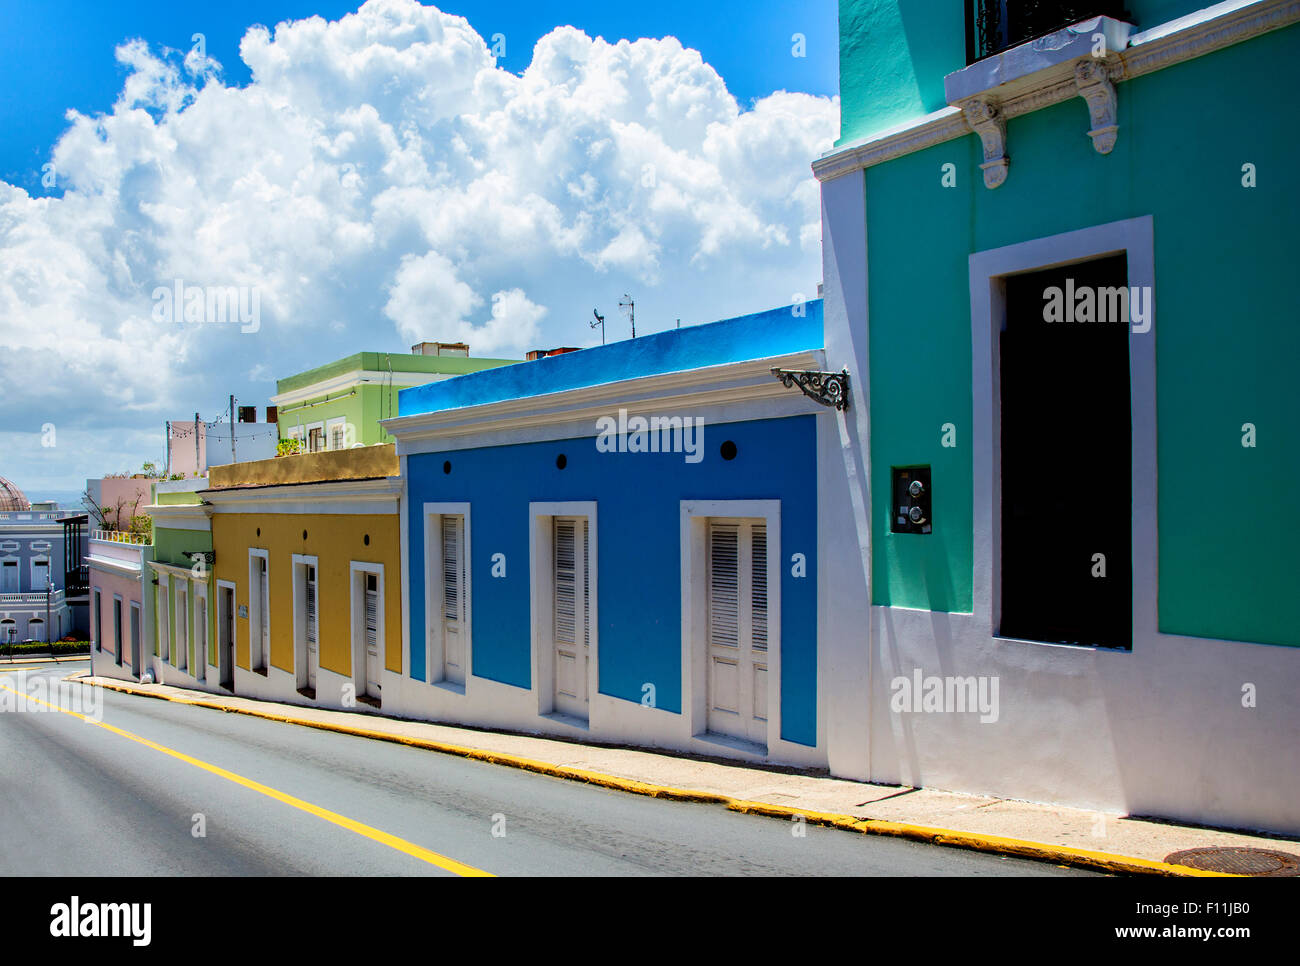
[0,680,492,878]
[80,676,1236,877]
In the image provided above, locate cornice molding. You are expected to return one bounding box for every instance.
[382,350,826,446]
[272,369,454,409]
[201,477,401,516]
[813,0,1300,183]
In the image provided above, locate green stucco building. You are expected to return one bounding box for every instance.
[816,0,1299,834]
[272,345,519,451]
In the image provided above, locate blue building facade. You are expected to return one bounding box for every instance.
[383,303,834,765]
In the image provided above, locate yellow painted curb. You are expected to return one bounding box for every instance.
[77,673,1237,878]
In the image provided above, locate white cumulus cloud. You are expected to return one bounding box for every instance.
[0,0,837,489]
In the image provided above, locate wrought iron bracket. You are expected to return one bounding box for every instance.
[771,368,850,411]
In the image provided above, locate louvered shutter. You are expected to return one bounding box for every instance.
[751,524,767,651]
[442,516,461,623]
[582,519,589,649]
[305,566,317,644]
[554,519,577,645]
[365,574,378,650]
[709,523,740,649]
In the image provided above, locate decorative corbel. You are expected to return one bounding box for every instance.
[961,98,1008,189]
[1074,58,1120,154]
[771,368,850,411]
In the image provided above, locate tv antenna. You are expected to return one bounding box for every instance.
[591,309,605,345]
[619,294,635,339]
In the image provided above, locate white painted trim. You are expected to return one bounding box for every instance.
[968,214,1155,646]
[399,453,411,682]
[813,0,1300,183]
[422,502,472,691]
[194,580,209,683]
[528,502,598,724]
[248,548,269,672]
[271,368,458,408]
[349,560,386,700]
[128,600,143,676]
[175,583,189,673]
[383,351,824,449]
[157,572,171,664]
[679,500,782,753]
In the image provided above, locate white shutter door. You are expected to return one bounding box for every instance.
[305,569,317,644]
[441,515,465,683]
[708,523,742,727]
[707,519,768,744]
[552,517,588,716]
[750,523,769,728]
[554,520,577,646]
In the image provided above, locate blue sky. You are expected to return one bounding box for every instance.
[0,0,836,190]
[0,0,839,496]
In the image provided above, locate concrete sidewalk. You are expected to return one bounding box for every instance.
[77,672,1298,876]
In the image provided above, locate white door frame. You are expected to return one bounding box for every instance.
[423,502,472,689]
[175,583,188,672]
[216,579,237,687]
[157,572,171,664]
[194,583,208,683]
[291,553,320,691]
[680,499,782,750]
[248,548,269,671]
[968,214,1156,646]
[528,501,598,722]
[350,560,385,699]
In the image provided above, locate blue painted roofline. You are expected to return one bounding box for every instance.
[397,299,824,416]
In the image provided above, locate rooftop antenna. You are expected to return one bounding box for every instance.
[619,294,635,339]
[591,309,605,345]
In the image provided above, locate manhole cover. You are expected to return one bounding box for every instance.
[1165,847,1300,876]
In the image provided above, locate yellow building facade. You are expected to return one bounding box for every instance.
[204,445,402,709]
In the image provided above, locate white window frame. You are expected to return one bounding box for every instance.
[248,548,270,672]
[349,560,386,698]
[528,501,598,722]
[30,556,50,593]
[112,594,124,666]
[422,502,471,691]
[0,558,18,594]
[129,601,142,674]
[291,553,320,692]
[305,421,325,453]
[326,416,347,451]
[968,214,1155,648]
[679,499,782,750]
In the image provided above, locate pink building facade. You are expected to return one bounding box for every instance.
[87,532,154,681]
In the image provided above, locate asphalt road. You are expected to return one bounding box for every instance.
[0,662,1092,876]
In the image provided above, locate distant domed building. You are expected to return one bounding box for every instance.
[0,476,30,512]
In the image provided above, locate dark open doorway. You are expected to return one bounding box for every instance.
[999,253,1132,649]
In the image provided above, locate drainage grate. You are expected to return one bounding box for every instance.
[1165,847,1300,876]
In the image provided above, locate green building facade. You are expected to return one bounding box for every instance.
[816,0,1299,834]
